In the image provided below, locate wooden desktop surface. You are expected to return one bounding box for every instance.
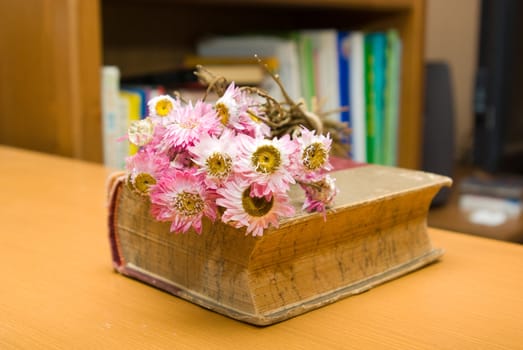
[1,145,522,349]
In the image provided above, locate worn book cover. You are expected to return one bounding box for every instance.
[108,164,451,325]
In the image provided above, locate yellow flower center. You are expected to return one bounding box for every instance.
[206,152,232,178]
[155,99,173,117]
[302,142,327,170]
[174,191,204,216]
[252,145,281,174]
[215,103,229,125]
[134,173,156,195]
[241,187,274,217]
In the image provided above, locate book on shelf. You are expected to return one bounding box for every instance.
[117,93,130,167]
[102,66,168,169]
[364,32,387,165]
[101,66,122,169]
[182,55,279,87]
[196,35,302,102]
[298,29,342,122]
[348,31,367,163]
[292,31,316,110]
[383,30,402,166]
[337,31,351,126]
[101,28,403,168]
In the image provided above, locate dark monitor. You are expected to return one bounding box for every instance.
[473,0,523,174]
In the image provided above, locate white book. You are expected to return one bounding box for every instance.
[117,94,130,169]
[301,29,341,122]
[101,66,122,169]
[348,32,366,163]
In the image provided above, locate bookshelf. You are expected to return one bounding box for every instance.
[0,0,425,169]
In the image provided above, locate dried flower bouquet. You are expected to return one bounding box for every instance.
[123,58,350,236]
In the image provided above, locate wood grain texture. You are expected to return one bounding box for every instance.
[1,145,522,349]
[109,164,451,325]
[0,0,102,162]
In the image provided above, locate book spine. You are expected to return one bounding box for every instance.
[364,34,376,163]
[294,31,316,111]
[337,31,351,125]
[101,66,122,169]
[349,32,366,163]
[384,30,402,166]
[117,94,130,169]
[364,32,387,164]
[317,30,340,121]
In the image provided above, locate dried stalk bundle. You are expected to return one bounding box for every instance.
[193,56,351,157]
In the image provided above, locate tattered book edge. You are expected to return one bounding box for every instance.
[113,248,444,326]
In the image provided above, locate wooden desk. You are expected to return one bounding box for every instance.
[1,146,522,349]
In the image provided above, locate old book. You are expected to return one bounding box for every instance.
[107,165,451,326]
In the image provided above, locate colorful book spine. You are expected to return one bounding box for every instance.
[384,30,402,166]
[364,32,387,164]
[293,31,316,111]
[337,31,351,126]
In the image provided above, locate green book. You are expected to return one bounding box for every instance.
[293,32,316,110]
[384,30,402,166]
[364,32,386,164]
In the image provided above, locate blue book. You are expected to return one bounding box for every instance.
[337,31,351,125]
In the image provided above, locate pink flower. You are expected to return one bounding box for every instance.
[149,169,217,234]
[214,83,243,128]
[170,149,195,170]
[216,179,295,236]
[160,101,221,151]
[147,95,180,123]
[292,127,333,181]
[235,134,297,197]
[189,130,238,188]
[125,148,170,195]
[300,174,338,219]
[128,117,155,147]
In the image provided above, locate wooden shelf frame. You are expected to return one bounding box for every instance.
[0,0,425,169]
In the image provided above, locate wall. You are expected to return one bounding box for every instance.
[424,0,480,161]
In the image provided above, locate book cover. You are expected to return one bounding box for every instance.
[108,164,451,325]
[383,30,402,166]
[349,32,367,163]
[364,32,387,164]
